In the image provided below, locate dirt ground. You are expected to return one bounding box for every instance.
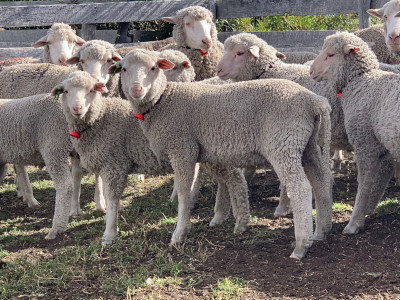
[1,158,400,300]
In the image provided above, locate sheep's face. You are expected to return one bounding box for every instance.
[310,45,339,82]
[66,44,122,84]
[32,34,85,66]
[216,44,258,81]
[368,0,400,51]
[54,73,107,118]
[111,52,174,102]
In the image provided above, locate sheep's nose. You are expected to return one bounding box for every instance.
[389,32,400,41]
[73,106,82,112]
[58,57,68,66]
[202,39,211,48]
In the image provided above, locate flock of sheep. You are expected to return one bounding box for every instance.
[1,0,400,261]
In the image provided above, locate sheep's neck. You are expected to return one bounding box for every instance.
[134,84,169,120]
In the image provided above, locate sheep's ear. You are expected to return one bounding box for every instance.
[162,17,179,24]
[75,36,86,46]
[158,59,175,70]
[51,84,64,97]
[344,44,360,54]
[112,52,122,62]
[182,61,191,69]
[31,35,49,48]
[94,82,108,94]
[367,8,384,19]
[276,51,286,60]
[248,46,260,58]
[66,54,80,65]
[108,61,122,75]
[395,12,400,18]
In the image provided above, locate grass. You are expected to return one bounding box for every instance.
[376,198,400,216]
[212,277,248,300]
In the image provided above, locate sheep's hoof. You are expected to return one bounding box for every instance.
[170,226,191,244]
[273,206,292,218]
[343,223,361,235]
[234,223,248,234]
[96,207,106,213]
[69,208,82,217]
[290,251,304,260]
[209,213,229,227]
[102,237,116,245]
[313,232,327,241]
[45,228,65,240]
[27,198,41,208]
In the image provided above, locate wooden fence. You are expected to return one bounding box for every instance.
[0,0,391,59]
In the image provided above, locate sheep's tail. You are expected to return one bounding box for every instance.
[0,164,9,182]
[315,96,331,164]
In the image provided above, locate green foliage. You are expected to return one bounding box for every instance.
[376,198,400,216]
[212,277,248,300]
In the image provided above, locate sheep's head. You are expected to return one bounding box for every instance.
[163,6,216,52]
[368,0,400,51]
[52,71,108,119]
[109,49,174,102]
[310,32,378,89]
[66,40,122,84]
[216,33,285,81]
[158,49,195,82]
[32,23,85,66]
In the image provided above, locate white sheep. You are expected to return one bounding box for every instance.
[310,31,399,235]
[55,70,250,244]
[117,37,176,57]
[158,49,196,82]
[111,49,333,259]
[215,32,352,216]
[161,6,224,81]
[0,94,77,240]
[283,51,318,64]
[354,0,400,64]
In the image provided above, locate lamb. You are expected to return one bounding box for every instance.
[0,94,77,240]
[310,31,400,235]
[55,70,250,245]
[111,49,333,259]
[354,0,400,64]
[158,49,196,82]
[215,32,353,216]
[160,6,224,81]
[283,51,318,64]
[0,40,122,99]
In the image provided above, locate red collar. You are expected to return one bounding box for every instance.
[70,126,91,139]
[182,46,208,56]
[337,91,342,98]
[199,49,208,56]
[134,85,168,121]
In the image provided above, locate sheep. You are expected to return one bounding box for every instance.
[0,57,40,72]
[353,0,400,64]
[0,94,78,240]
[31,23,86,66]
[378,62,400,73]
[111,49,333,259]
[0,40,122,99]
[158,49,196,82]
[215,32,352,216]
[117,37,175,57]
[283,51,318,64]
[309,31,400,235]
[160,6,224,81]
[55,70,250,244]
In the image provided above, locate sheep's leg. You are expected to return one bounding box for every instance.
[101,172,127,245]
[14,164,40,208]
[270,155,313,260]
[343,156,393,234]
[0,164,9,182]
[273,184,292,217]
[170,157,196,244]
[209,181,231,226]
[243,166,256,184]
[69,157,83,217]
[94,174,107,212]
[302,144,333,240]
[170,163,201,208]
[331,150,344,171]
[44,156,73,240]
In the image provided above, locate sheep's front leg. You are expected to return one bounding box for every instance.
[331,150,344,171]
[170,158,196,244]
[169,163,201,209]
[69,157,83,216]
[343,156,393,234]
[14,164,40,208]
[94,173,107,212]
[101,172,127,245]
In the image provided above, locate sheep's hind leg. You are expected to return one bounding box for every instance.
[343,155,393,234]
[273,184,292,217]
[69,157,83,216]
[94,173,107,212]
[14,164,40,208]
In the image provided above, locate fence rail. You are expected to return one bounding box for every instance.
[0,0,391,59]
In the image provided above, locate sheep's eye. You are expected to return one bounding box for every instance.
[89,89,93,93]
[327,53,335,57]
[81,60,85,64]
[107,59,112,63]
[151,67,156,71]
[123,68,127,72]
[185,22,191,26]
[384,15,388,20]
[64,90,68,94]
[173,67,178,70]
[237,52,244,56]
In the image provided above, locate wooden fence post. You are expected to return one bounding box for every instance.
[81,24,96,41]
[358,0,372,29]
